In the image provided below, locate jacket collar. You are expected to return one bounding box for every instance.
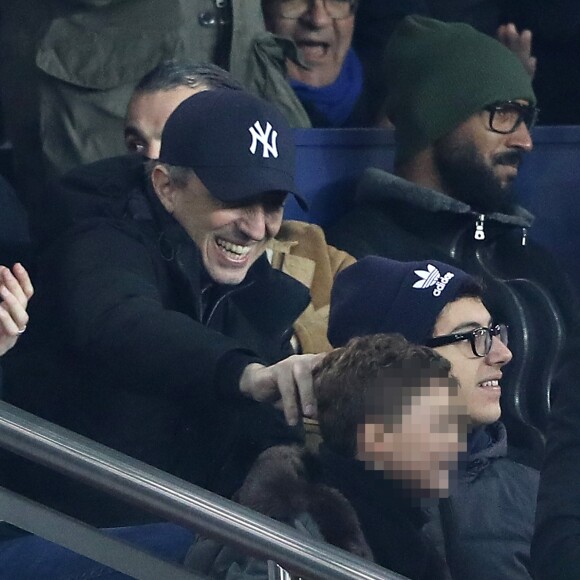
[319,444,429,528]
[462,422,508,480]
[356,167,535,229]
[234,445,373,558]
[134,184,310,334]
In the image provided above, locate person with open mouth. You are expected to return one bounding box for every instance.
[262,0,383,127]
[11,88,326,532]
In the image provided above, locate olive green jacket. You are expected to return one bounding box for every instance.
[0,0,309,216]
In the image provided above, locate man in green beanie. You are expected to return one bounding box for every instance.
[327,16,580,473]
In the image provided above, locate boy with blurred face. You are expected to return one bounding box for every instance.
[328,257,538,580]
[359,371,463,495]
[187,333,465,580]
[315,336,466,498]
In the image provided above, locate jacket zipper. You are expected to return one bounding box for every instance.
[474,214,486,240]
[204,280,255,326]
[474,214,528,246]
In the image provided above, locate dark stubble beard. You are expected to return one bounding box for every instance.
[433,137,522,215]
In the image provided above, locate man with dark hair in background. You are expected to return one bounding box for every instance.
[0,1,309,231]
[124,61,245,159]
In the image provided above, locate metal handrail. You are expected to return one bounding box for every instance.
[0,486,204,580]
[0,401,407,579]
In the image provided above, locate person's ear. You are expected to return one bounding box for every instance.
[151,164,177,214]
[357,422,393,460]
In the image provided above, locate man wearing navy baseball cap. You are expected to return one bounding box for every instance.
[152,89,307,286]
[15,89,322,527]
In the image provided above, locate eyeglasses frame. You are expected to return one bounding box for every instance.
[276,0,358,20]
[426,323,509,358]
[484,101,540,135]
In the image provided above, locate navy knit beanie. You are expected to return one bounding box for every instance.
[328,257,479,347]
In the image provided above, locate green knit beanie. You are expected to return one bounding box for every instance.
[383,16,536,165]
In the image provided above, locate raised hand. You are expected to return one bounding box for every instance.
[0,263,34,356]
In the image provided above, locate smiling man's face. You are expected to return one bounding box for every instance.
[152,167,285,285]
[263,0,355,87]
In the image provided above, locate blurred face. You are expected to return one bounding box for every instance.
[263,0,355,87]
[360,379,466,496]
[124,85,207,159]
[152,167,285,285]
[432,297,513,426]
[433,100,533,213]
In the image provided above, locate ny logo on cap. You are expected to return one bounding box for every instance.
[249,121,278,159]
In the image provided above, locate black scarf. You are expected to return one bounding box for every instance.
[319,445,447,580]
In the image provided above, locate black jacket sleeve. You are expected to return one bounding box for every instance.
[48,221,262,404]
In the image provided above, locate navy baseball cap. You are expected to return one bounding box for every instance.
[158,90,307,210]
[328,257,480,347]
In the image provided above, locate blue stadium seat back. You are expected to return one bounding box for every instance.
[285,129,395,226]
[287,126,580,294]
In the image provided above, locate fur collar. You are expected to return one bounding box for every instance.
[234,445,373,560]
[356,168,534,228]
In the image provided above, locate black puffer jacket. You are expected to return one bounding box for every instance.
[327,168,580,463]
[5,176,309,526]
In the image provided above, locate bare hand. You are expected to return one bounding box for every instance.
[497,23,537,78]
[239,353,326,426]
[0,263,34,356]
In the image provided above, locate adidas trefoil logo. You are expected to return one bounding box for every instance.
[249,121,278,158]
[413,264,455,297]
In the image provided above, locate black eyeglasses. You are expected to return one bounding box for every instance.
[426,324,509,358]
[276,0,356,20]
[484,101,539,134]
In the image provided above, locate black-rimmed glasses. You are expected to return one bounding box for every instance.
[276,0,356,20]
[426,324,509,358]
[484,101,539,134]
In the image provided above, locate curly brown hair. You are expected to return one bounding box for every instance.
[314,333,455,458]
